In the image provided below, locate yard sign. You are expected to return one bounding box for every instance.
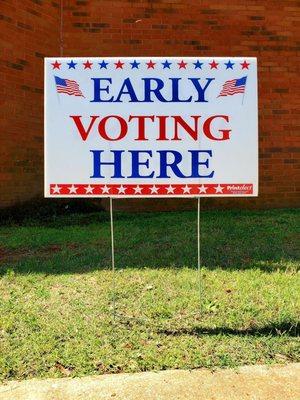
[44,57,258,198]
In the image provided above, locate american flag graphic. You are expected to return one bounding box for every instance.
[54,76,84,97]
[218,76,247,97]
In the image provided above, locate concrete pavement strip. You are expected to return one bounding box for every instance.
[0,363,299,400]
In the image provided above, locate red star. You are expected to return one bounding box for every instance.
[51,60,61,69]
[115,60,124,69]
[209,60,219,69]
[178,60,187,69]
[146,60,156,69]
[241,60,250,69]
[83,60,93,69]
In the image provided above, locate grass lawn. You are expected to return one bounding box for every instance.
[0,208,299,380]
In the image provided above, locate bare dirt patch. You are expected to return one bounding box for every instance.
[0,244,80,265]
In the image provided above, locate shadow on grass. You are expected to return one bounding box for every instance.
[158,321,300,338]
[0,208,299,275]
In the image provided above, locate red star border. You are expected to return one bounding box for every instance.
[50,184,253,196]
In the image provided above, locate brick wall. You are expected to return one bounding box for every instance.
[0,0,60,207]
[1,0,299,210]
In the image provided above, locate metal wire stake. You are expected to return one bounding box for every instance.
[110,197,116,322]
[197,197,201,311]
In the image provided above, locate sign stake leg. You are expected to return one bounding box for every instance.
[109,197,116,322]
[197,197,202,312]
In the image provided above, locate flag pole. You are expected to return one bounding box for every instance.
[242,76,247,105]
[242,91,245,105]
[53,75,61,105]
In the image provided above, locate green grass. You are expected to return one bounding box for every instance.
[0,208,299,380]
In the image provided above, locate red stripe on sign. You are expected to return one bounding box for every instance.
[49,184,254,195]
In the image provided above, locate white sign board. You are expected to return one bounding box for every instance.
[45,57,258,198]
